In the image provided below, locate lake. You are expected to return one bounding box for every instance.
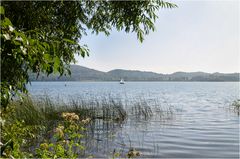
[28,82,239,158]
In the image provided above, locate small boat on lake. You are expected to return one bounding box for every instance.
[120,78,125,84]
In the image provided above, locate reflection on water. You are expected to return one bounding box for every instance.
[28,82,239,158]
[83,119,125,157]
[82,109,175,158]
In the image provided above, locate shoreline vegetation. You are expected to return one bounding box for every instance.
[231,99,240,115]
[0,95,173,158]
[1,95,239,158]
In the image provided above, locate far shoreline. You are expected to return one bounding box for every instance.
[29,80,240,82]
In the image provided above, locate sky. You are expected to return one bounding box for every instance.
[76,0,239,74]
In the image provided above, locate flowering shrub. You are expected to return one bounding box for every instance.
[35,112,86,158]
[81,117,91,124]
[61,112,79,121]
[1,108,89,158]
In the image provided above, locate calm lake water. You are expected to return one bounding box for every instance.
[28,82,239,158]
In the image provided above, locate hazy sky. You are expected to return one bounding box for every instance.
[76,0,239,74]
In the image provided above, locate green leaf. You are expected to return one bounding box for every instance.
[2,18,12,26]
[137,29,144,43]
[43,54,53,62]
[66,68,71,76]
[0,6,5,15]
[53,57,60,73]
[63,38,77,45]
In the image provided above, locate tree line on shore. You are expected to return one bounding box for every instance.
[30,65,240,82]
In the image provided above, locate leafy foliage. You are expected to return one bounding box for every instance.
[36,113,85,158]
[0,1,177,108]
[0,107,43,158]
[0,99,87,158]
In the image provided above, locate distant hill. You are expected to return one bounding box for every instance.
[29,65,112,81]
[108,69,164,81]
[29,65,240,82]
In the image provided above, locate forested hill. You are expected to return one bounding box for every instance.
[29,65,240,82]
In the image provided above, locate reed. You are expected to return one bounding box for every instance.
[231,99,240,115]
[7,95,128,125]
[129,98,174,120]
[7,95,174,126]
[130,100,153,119]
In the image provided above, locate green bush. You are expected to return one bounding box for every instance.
[35,112,85,158]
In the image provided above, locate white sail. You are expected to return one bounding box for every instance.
[120,78,124,84]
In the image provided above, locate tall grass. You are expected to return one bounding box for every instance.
[8,95,174,125]
[231,99,240,115]
[8,96,129,125]
[131,100,153,119]
[9,97,61,125]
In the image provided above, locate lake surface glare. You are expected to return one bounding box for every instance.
[28,82,239,158]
